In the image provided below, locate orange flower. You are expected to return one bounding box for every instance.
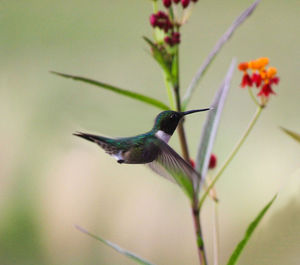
[238,57,280,102]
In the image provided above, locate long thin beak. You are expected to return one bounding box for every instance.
[182,108,210,116]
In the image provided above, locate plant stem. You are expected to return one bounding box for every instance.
[173,45,190,161]
[212,202,220,265]
[172,44,207,265]
[164,74,176,110]
[192,198,207,265]
[199,106,263,209]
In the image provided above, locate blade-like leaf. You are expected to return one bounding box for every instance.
[280,127,300,144]
[226,194,277,265]
[196,59,236,189]
[75,225,155,265]
[143,37,173,82]
[51,71,169,111]
[182,0,261,109]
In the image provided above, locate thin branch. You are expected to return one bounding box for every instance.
[199,106,263,209]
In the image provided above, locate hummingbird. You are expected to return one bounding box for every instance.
[74,108,209,189]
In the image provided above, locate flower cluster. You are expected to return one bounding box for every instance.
[149,0,199,47]
[238,57,280,101]
[150,11,180,46]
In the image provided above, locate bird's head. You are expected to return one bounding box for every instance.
[153,108,210,136]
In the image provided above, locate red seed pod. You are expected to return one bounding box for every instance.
[181,0,190,8]
[209,154,217,169]
[163,0,172,8]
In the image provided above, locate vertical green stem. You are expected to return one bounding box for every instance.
[192,197,207,265]
[172,42,207,265]
[173,43,190,162]
[164,74,176,110]
[199,106,264,209]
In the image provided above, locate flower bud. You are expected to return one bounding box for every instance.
[181,0,190,8]
[163,0,172,8]
[238,62,248,71]
[209,154,217,169]
[150,14,157,27]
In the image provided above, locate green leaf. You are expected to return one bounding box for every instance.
[226,194,277,265]
[280,127,300,144]
[195,59,236,189]
[75,225,155,265]
[182,0,261,109]
[51,71,169,111]
[143,37,173,81]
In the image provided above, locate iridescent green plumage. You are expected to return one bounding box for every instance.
[74,108,209,198]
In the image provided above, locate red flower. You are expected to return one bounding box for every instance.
[252,72,262,87]
[209,154,217,169]
[258,83,275,97]
[270,76,280,85]
[238,58,279,104]
[241,73,253,87]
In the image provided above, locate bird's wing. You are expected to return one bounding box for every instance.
[147,140,198,198]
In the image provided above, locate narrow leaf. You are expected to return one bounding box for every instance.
[196,59,236,189]
[280,127,300,144]
[226,194,277,265]
[75,225,155,265]
[143,37,173,81]
[51,71,169,111]
[182,0,261,109]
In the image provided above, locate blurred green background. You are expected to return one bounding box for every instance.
[1,0,300,264]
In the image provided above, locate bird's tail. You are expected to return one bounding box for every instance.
[73,132,105,143]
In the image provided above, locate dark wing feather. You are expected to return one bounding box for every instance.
[147,140,198,198]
